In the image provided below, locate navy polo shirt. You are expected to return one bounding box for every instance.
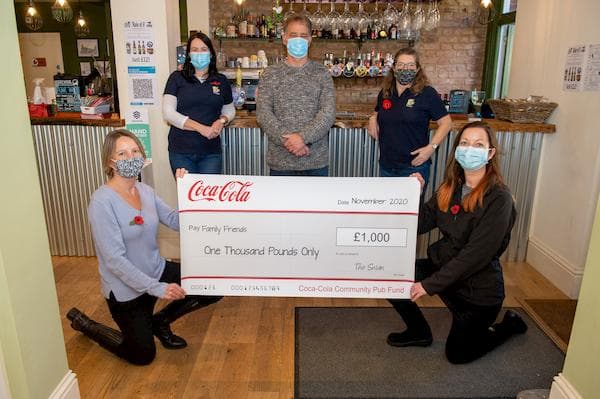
[375,86,447,169]
[164,71,233,155]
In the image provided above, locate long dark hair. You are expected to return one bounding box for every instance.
[382,47,430,98]
[182,32,218,82]
[437,121,505,212]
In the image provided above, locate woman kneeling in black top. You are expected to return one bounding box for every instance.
[388,121,527,364]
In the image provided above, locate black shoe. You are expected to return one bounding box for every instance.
[152,322,187,349]
[387,330,433,347]
[502,310,528,334]
[66,307,93,332]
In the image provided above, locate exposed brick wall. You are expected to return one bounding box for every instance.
[205,0,487,106]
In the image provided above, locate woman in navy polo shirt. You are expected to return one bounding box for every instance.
[367,47,452,188]
[163,32,235,174]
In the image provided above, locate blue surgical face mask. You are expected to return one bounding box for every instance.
[189,52,211,70]
[287,37,309,59]
[454,146,490,171]
[112,156,145,178]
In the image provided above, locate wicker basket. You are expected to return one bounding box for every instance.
[487,99,558,123]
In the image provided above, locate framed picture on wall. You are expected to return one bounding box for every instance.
[80,61,91,76]
[77,39,99,57]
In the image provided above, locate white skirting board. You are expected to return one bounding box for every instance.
[526,237,584,299]
[48,371,80,399]
[549,373,583,399]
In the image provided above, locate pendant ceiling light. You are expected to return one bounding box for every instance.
[52,0,73,23]
[75,0,89,37]
[75,10,90,36]
[25,0,43,31]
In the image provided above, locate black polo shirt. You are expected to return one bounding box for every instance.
[164,71,233,155]
[375,86,447,169]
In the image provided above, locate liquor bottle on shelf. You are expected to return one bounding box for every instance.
[364,52,371,68]
[238,15,247,38]
[389,22,398,40]
[259,15,268,38]
[226,17,237,38]
[367,24,373,41]
[246,15,255,38]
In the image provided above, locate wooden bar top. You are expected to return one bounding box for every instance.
[229,109,556,133]
[31,112,125,127]
[30,110,555,133]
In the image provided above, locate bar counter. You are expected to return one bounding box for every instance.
[229,108,557,133]
[31,109,554,261]
[30,112,125,127]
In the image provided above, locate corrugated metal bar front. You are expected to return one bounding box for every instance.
[33,125,542,261]
[221,127,267,176]
[329,127,380,177]
[32,125,110,256]
[327,128,542,262]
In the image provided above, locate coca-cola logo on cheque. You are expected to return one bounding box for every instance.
[188,180,253,202]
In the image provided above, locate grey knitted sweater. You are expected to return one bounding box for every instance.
[256,60,336,171]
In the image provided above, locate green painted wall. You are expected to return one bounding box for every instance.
[563,195,600,396]
[1,1,70,398]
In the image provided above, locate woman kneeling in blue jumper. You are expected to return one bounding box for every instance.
[67,129,220,365]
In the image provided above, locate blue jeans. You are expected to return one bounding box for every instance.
[269,166,329,177]
[169,152,222,175]
[380,163,431,193]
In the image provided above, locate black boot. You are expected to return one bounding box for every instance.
[494,310,528,335]
[152,296,221,349]
[387,299,433,347]
[67,308,123,353]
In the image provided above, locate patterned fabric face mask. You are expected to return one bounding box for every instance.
[395,69,417,85]
[112,157,145,178]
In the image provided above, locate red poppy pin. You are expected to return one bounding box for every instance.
[382,99,392,110]
[130,215,144,226]
[450,205,460,215]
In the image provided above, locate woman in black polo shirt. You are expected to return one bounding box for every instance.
[367,47,452,188]
[162,32,235,175]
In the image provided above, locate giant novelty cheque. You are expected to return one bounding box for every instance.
[177,175,420,299]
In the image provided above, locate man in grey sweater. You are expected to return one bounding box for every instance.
[257,15,336,176]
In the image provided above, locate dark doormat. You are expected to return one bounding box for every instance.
[295,307,564,399]
[520,299,577,352]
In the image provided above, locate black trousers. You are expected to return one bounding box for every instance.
[389,258,508,364]
[106,260,221,365]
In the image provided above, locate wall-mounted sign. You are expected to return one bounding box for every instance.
[125,108,152,161]
[123,20,158,107]
[563,44,600,92]
[32,57,47,67]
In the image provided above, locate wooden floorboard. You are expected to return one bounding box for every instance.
[53,256,569,399]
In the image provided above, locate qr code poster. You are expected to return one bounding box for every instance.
[127,75,158,107]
